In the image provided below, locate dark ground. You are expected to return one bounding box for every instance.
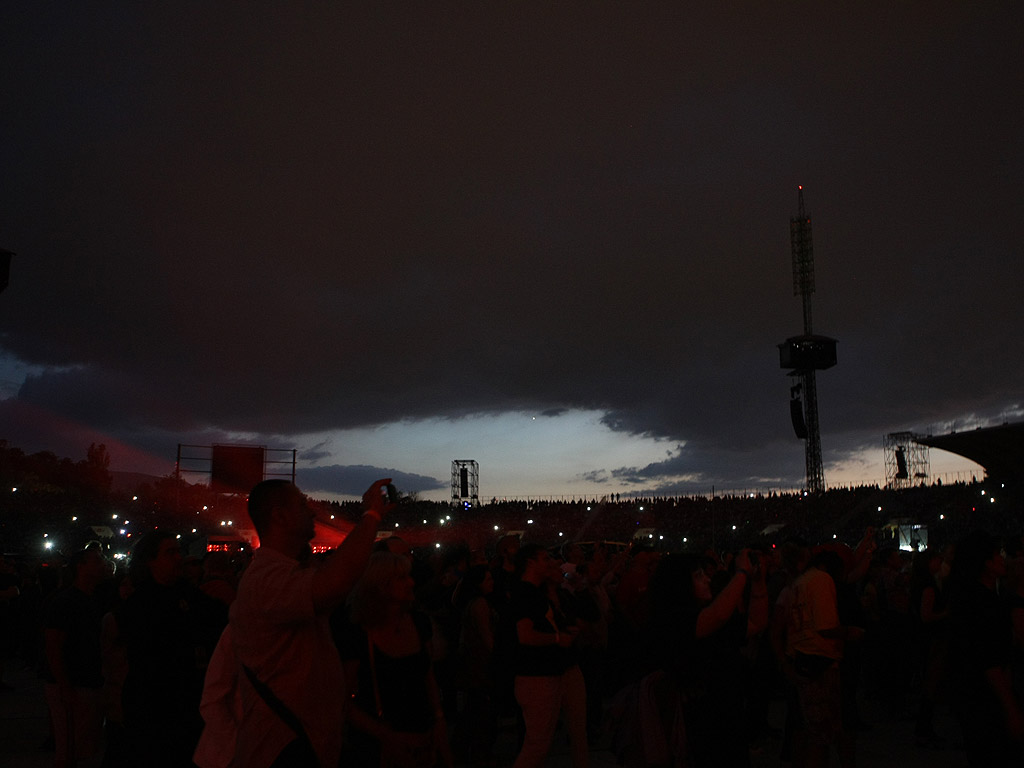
[1,658,970,768]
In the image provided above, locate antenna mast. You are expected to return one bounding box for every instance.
[778,186,837,495]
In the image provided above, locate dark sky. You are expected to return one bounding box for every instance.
[1,3,1021,498]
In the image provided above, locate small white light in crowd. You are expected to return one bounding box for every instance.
[423,519,427,524]
[749,494,755,498]
[395,523,400,528]
[228,521,233,526]
[648,534,653,539]
[220,521,226,526]
[124,520,129,525]
[114,553,126,560]
[639,506,644,511]
[587,506,591,511]
[44,541,53,549]
[43,533,48,538]
[877,506,882,512]
[939,515,944,520]
[990,497,995,503]
[120,529,126,535]
[11,487,17,492]
[112,513,118,519]
[683,537,688,543]
[72,516,78,522]
[833,534,837,539]
[192,529,197,533]
[203,505,209,510]
[981,490,986,496]
[659,535,664,540]
[132,495,138,501]
[446,515,451,521]
[494,525,499,531]
[435,543,441,549]
[527,519,534,524]
[176,534,181,540]
[732,525,737,530]
[439,518,445,525]
[559,532,564,537]
[330,515,335,520]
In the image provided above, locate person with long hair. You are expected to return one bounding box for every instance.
[340,551,451,768]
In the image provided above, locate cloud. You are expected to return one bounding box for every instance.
[296,465,446,498]
[298,441,332,463]
[0,4,1020,494]
[579,470,610,485]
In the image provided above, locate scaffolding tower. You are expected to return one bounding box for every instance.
[884,432,930,489]
[451,460,479,505]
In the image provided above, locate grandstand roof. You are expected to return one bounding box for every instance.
[916,421,1024,480]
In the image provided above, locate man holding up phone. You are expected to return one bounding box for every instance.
[225,478,393,768]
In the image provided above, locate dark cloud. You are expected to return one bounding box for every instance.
[298,442,332,464]
[296,465,446,498]
[579,470,610,485]
[540,409,569,419]
[1,3,1022,490]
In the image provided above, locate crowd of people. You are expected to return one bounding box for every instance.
[2,477,1024,767]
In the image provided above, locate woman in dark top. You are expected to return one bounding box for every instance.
[340,551,451,768]
[648,549,768,768]
[508,543,586,768]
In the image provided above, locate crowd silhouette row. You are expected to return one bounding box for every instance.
[2,476,1024,768]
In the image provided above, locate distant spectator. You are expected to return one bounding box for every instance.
[41,545,111,768]
[949,531,1024,765]
[0,554,19,689]
[909,546,951,746]
[509,543,588,768]
[648,549,768,768]
[117,531,227,768]
[613,545,659,630]
[781,545,847,768]
[451,564,498,766]
[199,552,237,607]
[339,551,452,768]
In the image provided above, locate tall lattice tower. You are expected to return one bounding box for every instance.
[778,187,837,494]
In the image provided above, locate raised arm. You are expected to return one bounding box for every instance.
[312,479,393,613]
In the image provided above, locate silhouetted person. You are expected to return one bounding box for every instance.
[648,550,768,768]
[41,545,111,768]
[949,531,1024,765]
[509,543,588,768]
[339,551,452,768]
[221,479,391,768]
[117,531,226,768]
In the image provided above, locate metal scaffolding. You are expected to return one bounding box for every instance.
[451,459,479,505]
[884,432,930,489]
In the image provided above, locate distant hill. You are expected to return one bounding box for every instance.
[110,470,168,493]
